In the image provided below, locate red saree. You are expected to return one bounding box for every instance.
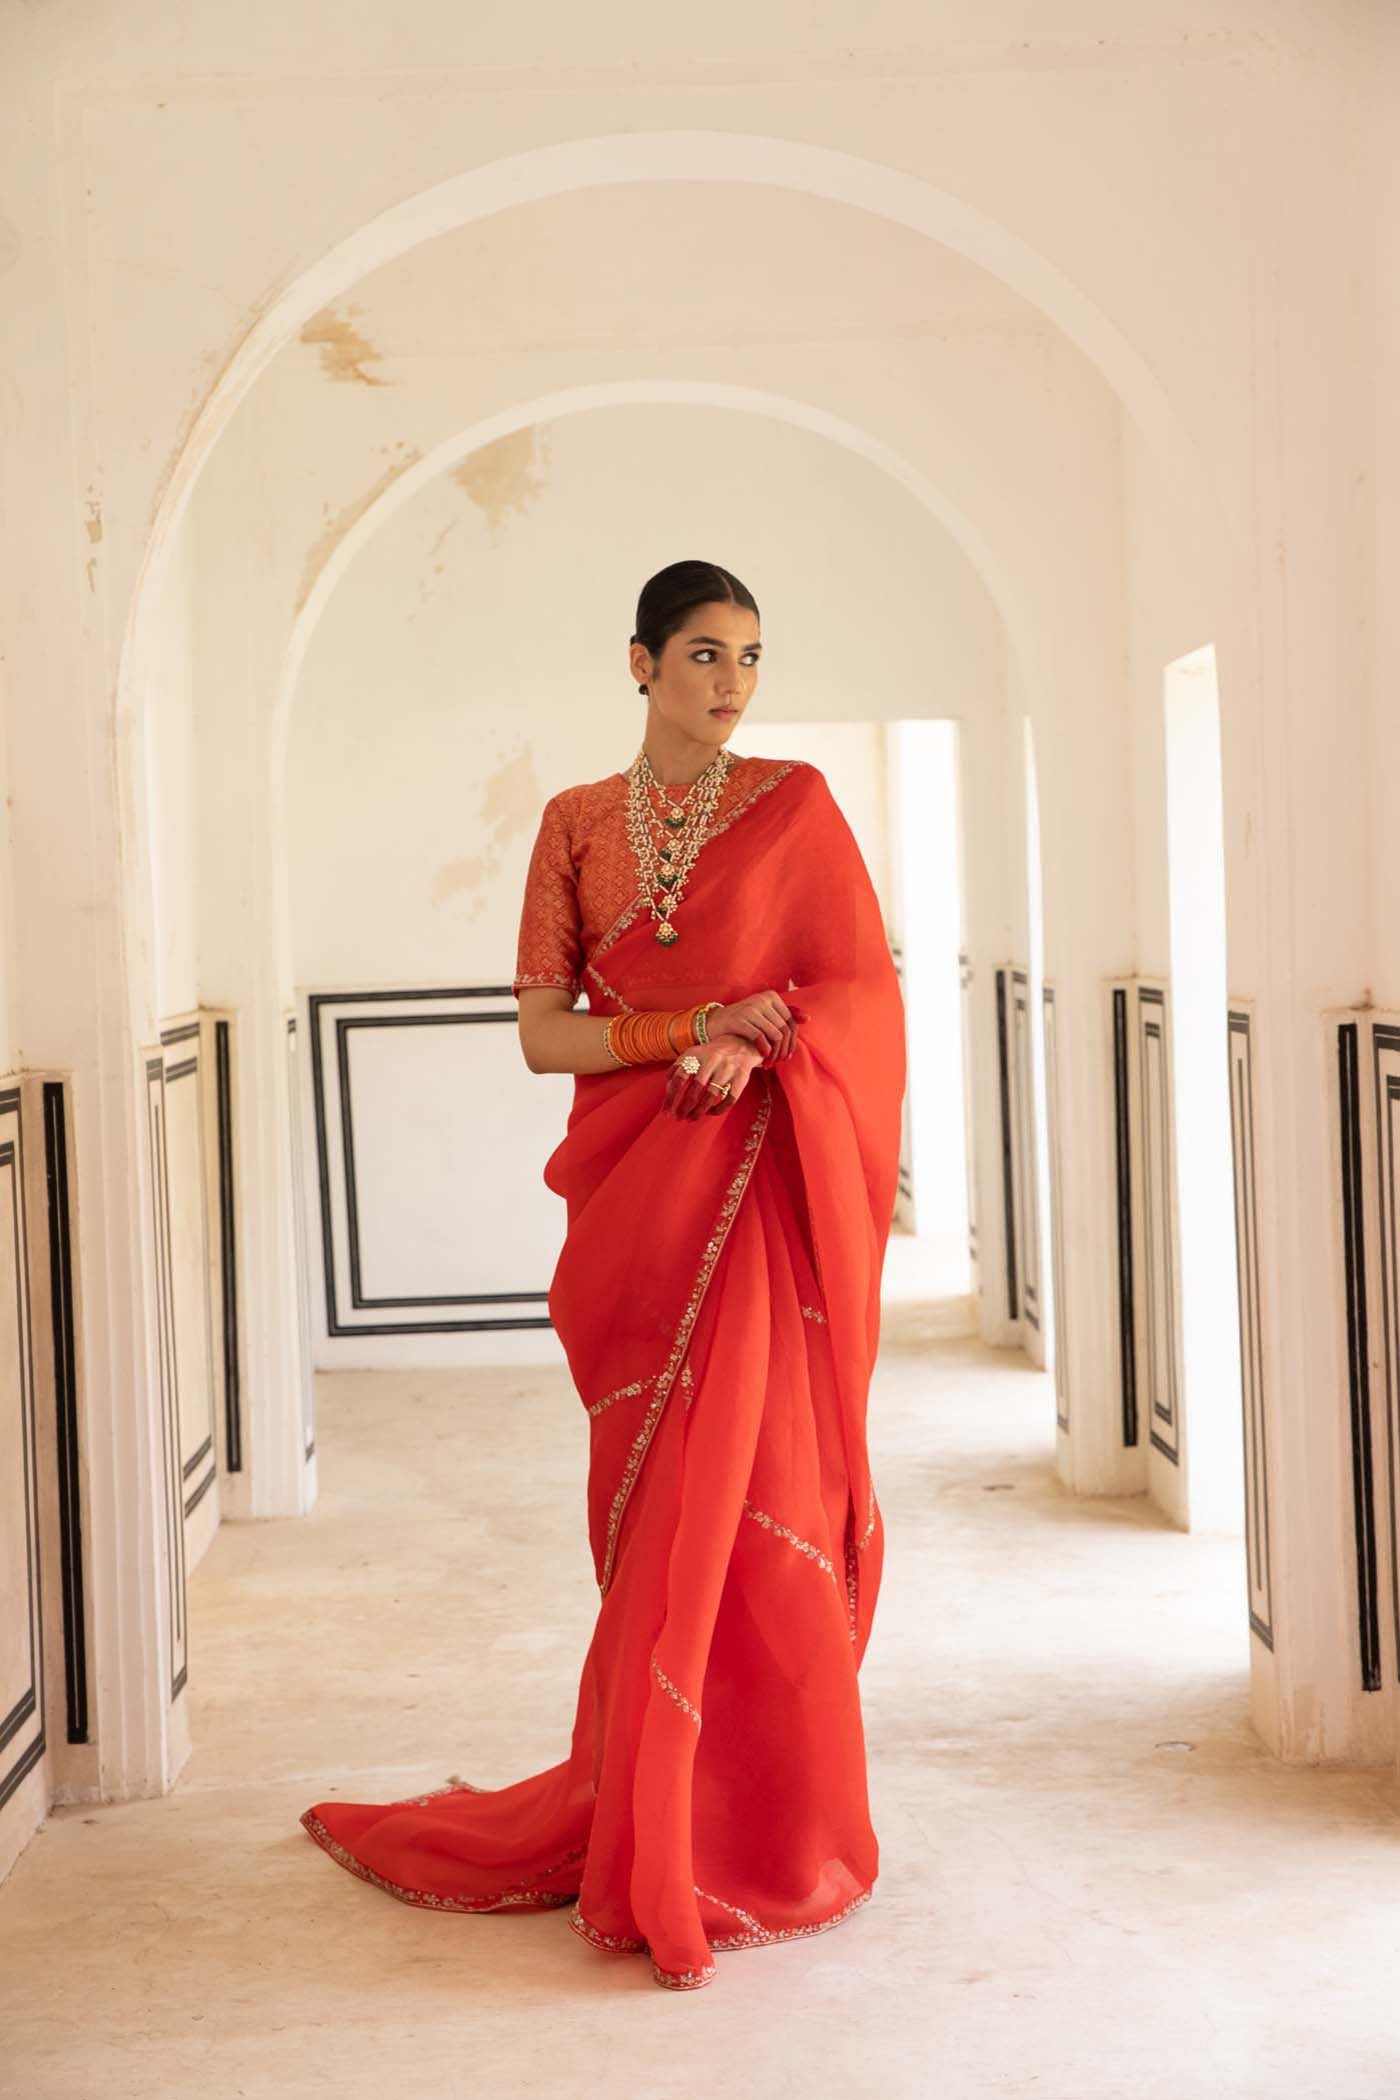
[300,758,906,1990]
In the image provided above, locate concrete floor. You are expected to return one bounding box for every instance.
[5,1258,1400,2097]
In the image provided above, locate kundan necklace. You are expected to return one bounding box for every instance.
[624,743,736,945]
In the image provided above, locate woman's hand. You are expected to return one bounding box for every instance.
[661,1033,766,1120]
[705,990,809,1065]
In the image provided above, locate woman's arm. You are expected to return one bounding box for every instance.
[516,985,628,1074]
[515,985,792,1089]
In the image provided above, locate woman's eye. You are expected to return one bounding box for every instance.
[693,650,759,664]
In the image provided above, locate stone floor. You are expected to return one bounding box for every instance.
[4,1252,1400,2096]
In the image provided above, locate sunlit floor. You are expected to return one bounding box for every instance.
[4,1262,1400,2097]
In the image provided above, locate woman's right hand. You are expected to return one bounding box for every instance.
[706,990,808,1064]
[662,1034,764,1119]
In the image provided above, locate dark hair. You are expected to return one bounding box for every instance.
[631,560,760,696]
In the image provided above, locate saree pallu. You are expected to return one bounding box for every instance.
[300,761,906,1990]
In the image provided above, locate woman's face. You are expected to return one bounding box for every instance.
[632,600,762,747]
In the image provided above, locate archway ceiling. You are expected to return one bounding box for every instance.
[271,181,1072,369]
[206,179,1111,673]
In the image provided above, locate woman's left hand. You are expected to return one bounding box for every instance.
[661,1034,764,1120]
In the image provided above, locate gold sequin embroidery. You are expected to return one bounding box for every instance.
[741,1498,839,1588]
[707,1885,873,1953]
[694,1884,764,1936]
[857,1480,877,1551]
[651,1653,702,1728]
[800,1303,827,1324]
[568,1906,645,1955]
[569,1881,873,1985]
[300,1809,584,1911]
[701,759,800,846]
[512,970,579,994]
[587,1374,651,1420]
[599,1087,773,1596]
[584,958,634,1011]
[653,1956,718,1990]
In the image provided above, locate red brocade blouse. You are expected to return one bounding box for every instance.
[511,755,797,1002]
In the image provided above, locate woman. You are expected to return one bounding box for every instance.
[300,560,906,1991]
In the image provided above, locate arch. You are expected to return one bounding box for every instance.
[122,126,1231,718]
[263,376,1023,996]
[269,376,1016,782]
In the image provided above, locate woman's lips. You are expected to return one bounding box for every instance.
[710,707,738,717]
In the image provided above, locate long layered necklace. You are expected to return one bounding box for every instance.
[624,744,736,945]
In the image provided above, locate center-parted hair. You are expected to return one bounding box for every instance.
[631,560,760,696]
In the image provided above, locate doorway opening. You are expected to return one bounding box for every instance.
[1163,643,1245,1532]
[754,719,971,1306]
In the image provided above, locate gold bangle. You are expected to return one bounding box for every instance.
[601,1016,627,1068]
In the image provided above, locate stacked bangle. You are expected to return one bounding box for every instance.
[602,1000,724,1068]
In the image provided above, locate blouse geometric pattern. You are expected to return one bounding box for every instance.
[512,756,793,1000]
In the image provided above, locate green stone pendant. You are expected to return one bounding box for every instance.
[657,871,677,888]
[656,921,678,944]
[664,810,686,830]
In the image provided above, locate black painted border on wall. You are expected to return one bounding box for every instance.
[1338,1019,1382,1689]
[1374,1024,1400,1689]
[309,988,555,1338]
[995,967,1018,1323]
[1011,969,1039,1333]
[159,1029,217,1523]
[1043,982,1069,1434]
[1138,986,1180,1468]
[1228,1010,1275,1653]
[214,1019,242,1475]
[145,1057,188,1704]
[1112,986,1139,1448]
[42,1081,88,1743]
[0,1095,45,1809]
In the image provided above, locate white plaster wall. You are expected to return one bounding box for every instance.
[0,643,17,1070]
[1369,8,1400,999]
[146,525,198,1018]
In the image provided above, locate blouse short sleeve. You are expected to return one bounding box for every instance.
[512,794,584,1000]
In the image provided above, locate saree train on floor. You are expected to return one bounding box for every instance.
[300,757,907,1991]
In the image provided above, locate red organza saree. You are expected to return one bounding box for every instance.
[300,760,906,1990]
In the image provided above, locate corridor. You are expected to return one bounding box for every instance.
[4,1274,1395,2098]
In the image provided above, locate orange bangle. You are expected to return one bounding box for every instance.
[608,1005,705,1065]
[665,1004,705,1055]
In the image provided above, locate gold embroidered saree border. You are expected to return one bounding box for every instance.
[568,1880,874,1987]
[705,1882,873,1953]
[741,1497,840,1588]
[299,1807,584,1912]
[597,1083,773,1597]
[583,958,633,1010]
[650,1653,702,1727]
